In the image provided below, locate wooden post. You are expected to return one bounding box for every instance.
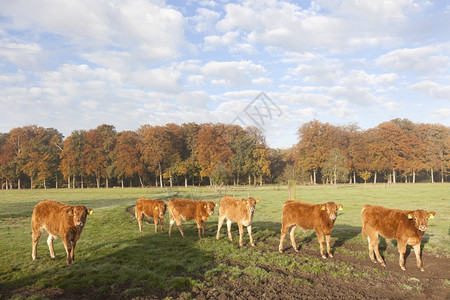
[288,180,295,200]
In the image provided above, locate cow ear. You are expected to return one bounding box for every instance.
[88,209,94,215]
[408,213,413,220]
[256,198,260,203]
[154,206,158,210]
[215,203,218,207]
[67,209,73,217]
[338,205,343,211]
[242,199,246,203]
[321,206,325,211]
[203,204,206,208]
[428,212,435,219]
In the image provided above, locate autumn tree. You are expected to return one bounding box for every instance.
[114,130,145,187]
[139,124,183,187]
[196,123,233,185]
[60,130,86,188]
[322,148,349,185]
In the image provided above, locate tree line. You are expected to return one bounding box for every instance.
[0,119,448,189]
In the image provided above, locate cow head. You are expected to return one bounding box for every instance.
[203,201,216,216]
[67,206,93,227]
[407,210,436,232]
[155,202,167,218]
[243,197,259,213]
[321,202,343,221]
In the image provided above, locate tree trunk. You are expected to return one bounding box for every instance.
[159,170,163,188]
[18,178,21,190]
[185,177,188,188]
[170,174,173,188]
[72,176,75,189]
[56,177,58,189]
[248,174,251,185]
[139,175,144,188]
[44,178,47,189]
[68,176,70,188]
[413,170,416,183]
[30,177,33,189]
[130,180,132,188]
[121,179,124,188]
[442,167,444,183]
[313,169,317,185]
[392,169,396,183]
[431,168,434,183]
[106,177,109,188]
[259,174,263,185]
[353,171,356,184]
[374,172,377,184]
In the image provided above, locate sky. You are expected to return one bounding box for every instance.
[0,0,449,149]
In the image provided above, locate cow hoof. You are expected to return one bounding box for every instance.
[401,266,406,271]
[321,255,327,259]
[278,249,283,254]
[420,267,425,272]
[328,253,333,258]
[381,263,386,267]
[371,259,377,264]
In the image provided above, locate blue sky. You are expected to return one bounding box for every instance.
[0,0,449,148]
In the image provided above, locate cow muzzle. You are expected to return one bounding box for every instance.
[329,214,336,221]
[418,225,427,232]
[76,221,84,227]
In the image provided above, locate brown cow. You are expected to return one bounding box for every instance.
[216,196,260,247]
[361,204,436,271]
[135,198,167,233]
[279,201,343,258]
[31,200,93,265]
[167,198,217,239]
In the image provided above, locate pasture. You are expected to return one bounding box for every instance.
[0,183,449,299]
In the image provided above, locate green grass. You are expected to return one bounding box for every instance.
[0,183,448,298]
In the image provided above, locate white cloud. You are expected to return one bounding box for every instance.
[431,107,450,120]
[201,61,267,87]
[383,101,401,111]
[192,7,221,33]
[410,80,450,100]
[127,68,184,93]
[0,39,43,67]
[327,100,356,119]
[376,45,450,74]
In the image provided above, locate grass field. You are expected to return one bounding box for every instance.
[0,183,449,299]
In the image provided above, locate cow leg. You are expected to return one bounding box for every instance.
[366,235,376,263]
[137,212,143,232]
[289,225,299,253]
[169,218,175,237]
[216,215,226,240]
[316,230,326,259]
[238,223,244,247]
[279,223,288,253]
[398,240,407,271]
[31,229,42,260]
[62,237,72,265]
[154,217,159,233]
[412,243,424,271]
[202,221,206,238]
[325,234,333,258]
[47,234,56,258]
[175,219,185,238]
[247,225,254,247]
[371,233,385,266]
[196,220,202,239]
[70,241,76,262]
[159,217,164,232]
[226,219,233,242]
